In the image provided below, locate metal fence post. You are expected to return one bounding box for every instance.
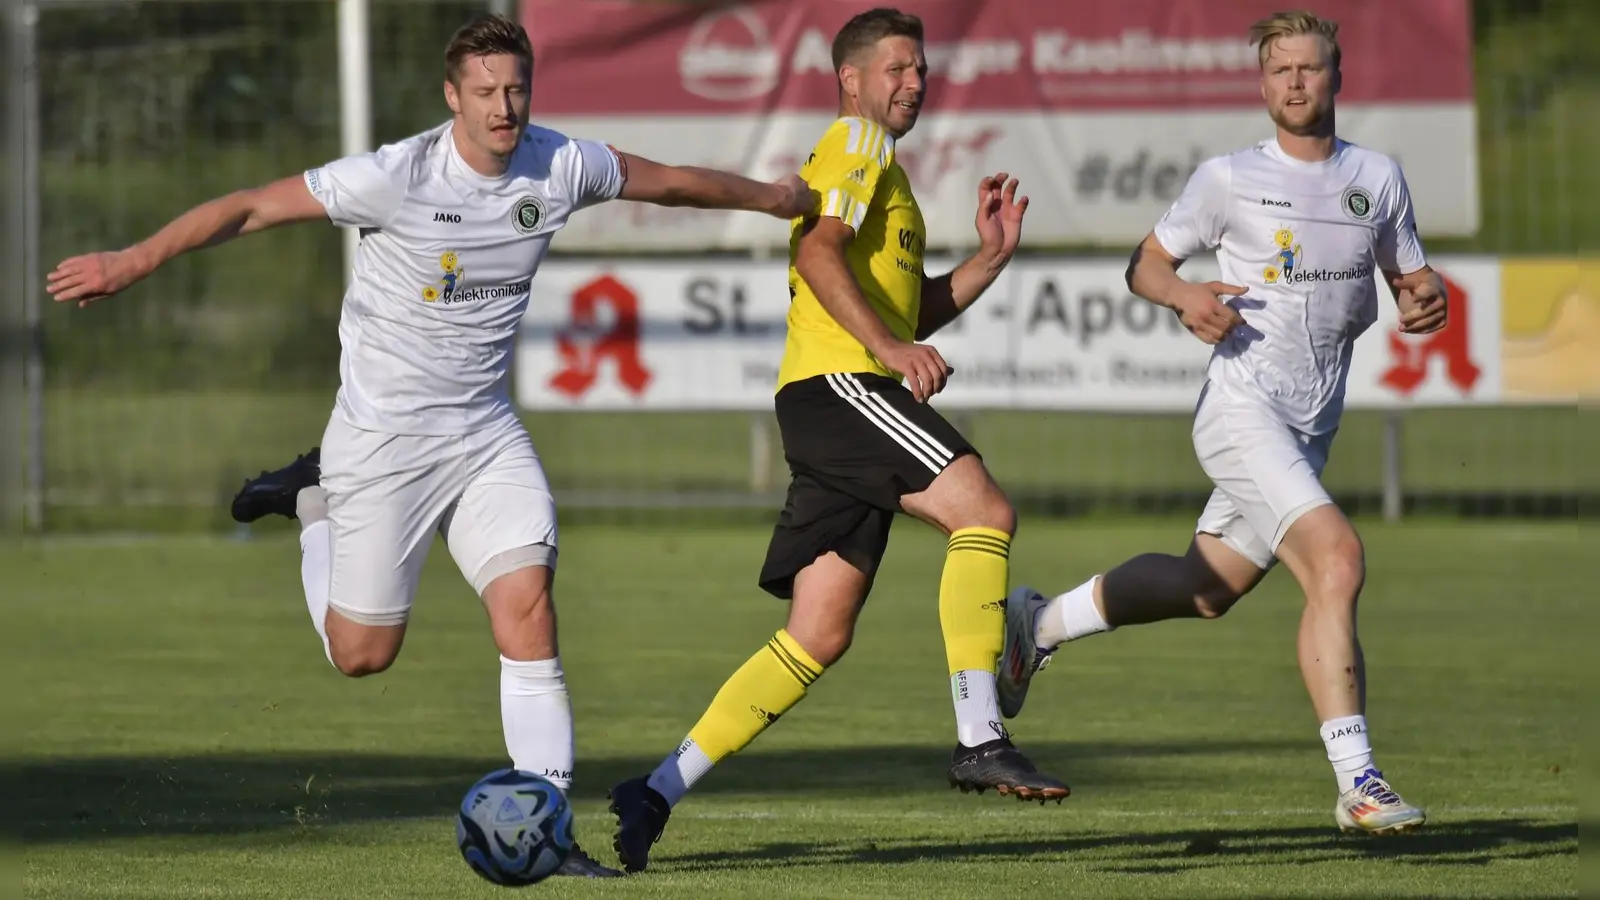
[1382,411,1404,523]
[0,3,17,534]
[3,2,44,534]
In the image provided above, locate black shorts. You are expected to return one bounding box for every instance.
[757,372,977,599]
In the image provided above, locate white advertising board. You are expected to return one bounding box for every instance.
[515,256,1503,412]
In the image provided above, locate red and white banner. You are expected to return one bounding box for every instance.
[514,256,1503,411]
[522,0,1478,250]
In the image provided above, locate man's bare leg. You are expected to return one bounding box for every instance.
[1272,503,1425,833]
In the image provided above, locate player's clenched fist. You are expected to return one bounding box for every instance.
[1392,271,1447,335]
[769,173,819,220]
[1172,280,1248,345]
[877,340,952,403]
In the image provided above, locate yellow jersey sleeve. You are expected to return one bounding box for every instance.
[806,117,896,233]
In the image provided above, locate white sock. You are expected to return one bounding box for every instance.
[646,736,715,807]
[1034,575,1111,650]
[501,655,574,794]
[951,669,1005,747]
[296,487,334,667]
[1321,715,1376,793]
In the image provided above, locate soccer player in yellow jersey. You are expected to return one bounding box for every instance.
[608,8,1068,872]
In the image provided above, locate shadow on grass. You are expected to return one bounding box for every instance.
[664,818,1576,873]
[6,739,1298,843]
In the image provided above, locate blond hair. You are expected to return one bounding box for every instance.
[1249,10,1341,71]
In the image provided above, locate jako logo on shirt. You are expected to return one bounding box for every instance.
[421,251,530,305]
[1263,228,1373,286]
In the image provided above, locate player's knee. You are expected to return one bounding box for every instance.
[800,628,853,668]
[324,604,406,677]
[1193,589,1243,619]
[329,646,396,678]
[954,461,1016,536]
[980,493,1017,536]
[1307,534,1366,605]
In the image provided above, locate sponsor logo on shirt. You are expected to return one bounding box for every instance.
[1263,227,1373,286]
[421,251,531,305]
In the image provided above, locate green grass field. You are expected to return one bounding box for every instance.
[7,519,1580,898]
[33,389,1600,532]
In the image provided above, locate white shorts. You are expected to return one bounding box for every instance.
[318,413,557,626]
[1191,383,1335,570]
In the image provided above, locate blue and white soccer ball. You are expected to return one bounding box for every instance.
[455,768,574,886]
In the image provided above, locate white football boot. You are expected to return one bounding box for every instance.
[997,586,1055,719]
[1334,769,1427,834]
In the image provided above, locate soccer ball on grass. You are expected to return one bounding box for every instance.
[455,768,574,886]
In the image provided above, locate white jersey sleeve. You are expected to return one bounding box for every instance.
[304,145,410,229]
[1152,157,1231,259]
[1377,161,1428,274]
[565,140,625,211]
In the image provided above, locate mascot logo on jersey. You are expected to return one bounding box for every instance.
[423,252,463,303]
[1263,228,1301,285]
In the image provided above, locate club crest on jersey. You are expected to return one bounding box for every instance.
[1263,228,1302,284]
[422,251,463,303]
[512,196,546,235]
[1341,186,1375,222]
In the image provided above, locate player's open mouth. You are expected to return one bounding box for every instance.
[895,101,918,112]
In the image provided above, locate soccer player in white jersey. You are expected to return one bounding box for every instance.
[45,14,814,877]
[997,11,1446,835]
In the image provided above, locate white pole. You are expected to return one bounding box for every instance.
[1382,411,1404,522]
[338,0,372,287]
[18,1,44,532]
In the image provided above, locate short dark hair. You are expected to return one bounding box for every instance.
[830,7,923,71]
[445,13,534,85]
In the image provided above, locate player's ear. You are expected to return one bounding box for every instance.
[838,64,858,101]
[443,79,462,115]
[1331,66,1342,95]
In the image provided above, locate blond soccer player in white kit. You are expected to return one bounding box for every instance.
[45,14,814,877]
[996,11,1447,835]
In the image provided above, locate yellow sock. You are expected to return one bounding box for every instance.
[686,629,824,763]
[940,527,1011,676]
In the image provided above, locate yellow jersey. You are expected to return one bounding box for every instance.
[776,116,926,389]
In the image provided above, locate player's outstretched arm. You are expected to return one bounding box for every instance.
[615,152,815,220]
[918,173,1026,339]
[47,175,327,308]
[1126,233,1247,346]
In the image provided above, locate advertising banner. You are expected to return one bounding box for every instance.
[514,255,1504,412]
[1498,259,1600,401]
[521,0,1478,250]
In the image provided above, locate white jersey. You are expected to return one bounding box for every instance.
[304,121,623,435]
[1154,138,1427,434]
